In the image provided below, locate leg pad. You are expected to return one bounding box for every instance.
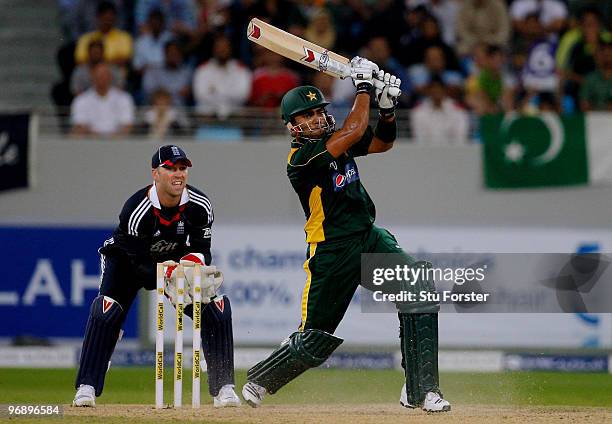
[200,295,235,396]
[247,329,343,394]
[75,296,123,397]
[399,312,441,406]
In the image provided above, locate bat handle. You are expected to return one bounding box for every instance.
[373,78,401,98]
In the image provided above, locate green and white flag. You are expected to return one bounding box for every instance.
[481,113,589,188]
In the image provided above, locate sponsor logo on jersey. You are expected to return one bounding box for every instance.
[153,230,161,237]
[335,174,346,188]
[151,240,179,253]
[332,162,360,191]
[177,220,185,235]
[102,296,115,314]
[203,227,212,238]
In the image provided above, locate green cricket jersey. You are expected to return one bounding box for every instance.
[287,126,376,243]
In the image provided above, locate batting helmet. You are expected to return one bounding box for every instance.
[280,86,330,124]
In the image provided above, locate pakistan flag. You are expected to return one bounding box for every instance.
[481,113,588,188]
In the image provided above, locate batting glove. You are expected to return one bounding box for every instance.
[375,70,401,116]
[350,56,379,94]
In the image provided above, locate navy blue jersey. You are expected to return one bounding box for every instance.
[99,183,214,284]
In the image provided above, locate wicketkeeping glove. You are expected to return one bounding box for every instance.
[164,262,193,306]
[164,253,223,305]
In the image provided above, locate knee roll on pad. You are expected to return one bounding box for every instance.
[247,329,343,394]
[75,296,124,397]
[397,261,440,314]
[201,295,234,396]
[289,329,343,367]
[399,312,441,406]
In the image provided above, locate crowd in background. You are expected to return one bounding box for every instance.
[51,0,612,142]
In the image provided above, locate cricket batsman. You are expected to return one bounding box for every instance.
[241,57,450,412]
[73,145,240,408]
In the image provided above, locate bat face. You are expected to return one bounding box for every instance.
[247,18,401,98]
[247,18,350,79]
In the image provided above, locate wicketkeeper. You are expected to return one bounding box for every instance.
[241,58,450,412]
[73,145,240,408]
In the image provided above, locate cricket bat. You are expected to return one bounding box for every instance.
[247,18,400,97]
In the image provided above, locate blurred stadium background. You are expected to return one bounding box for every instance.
[0,0,611,416]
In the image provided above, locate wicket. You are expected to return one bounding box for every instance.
[155,260,203,409]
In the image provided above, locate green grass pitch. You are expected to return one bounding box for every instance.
[1,368,611,407]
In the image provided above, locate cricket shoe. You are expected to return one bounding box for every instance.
[242,381,267,408]
[423,391,451,412]
[72,384,95,407]
[214,384,241,408]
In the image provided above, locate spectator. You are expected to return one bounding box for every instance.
[465,44,517,114]
[64,0,128,40]
[456,0,510,58]
[192,35,252,118]
[395,5,427,63]
[409,45,464,99]
[311,72,353,111]
[361,0,404,48]
[50,40,78,133]
[535,91,560,112]
[407,0,459,46]
[557,6,611,73]
[400,13,460,70]
[511,0,568,39]
[411,75,470,145]
[362,36,411,103]
[332,0,372,52]
[133,9,174,75]
[249,47,299,108]
[510,9,546,77]
[304,8,337,50]
[71,39,125,96]
[144,88,189,138]
[135,0,196,40]
[186,0,229,65]
[143,40,192,105]
[562,9,611,101]
[71,63,135,137]
[520,14,559,97]
[580,41,612,111]
[74,2,133,67]
[224,0,307,67]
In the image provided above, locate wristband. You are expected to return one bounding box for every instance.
[356,82,372,95]
[379,106,395,119]
[374,117,397,143]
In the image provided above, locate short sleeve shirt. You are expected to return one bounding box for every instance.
[287,128,377,243]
